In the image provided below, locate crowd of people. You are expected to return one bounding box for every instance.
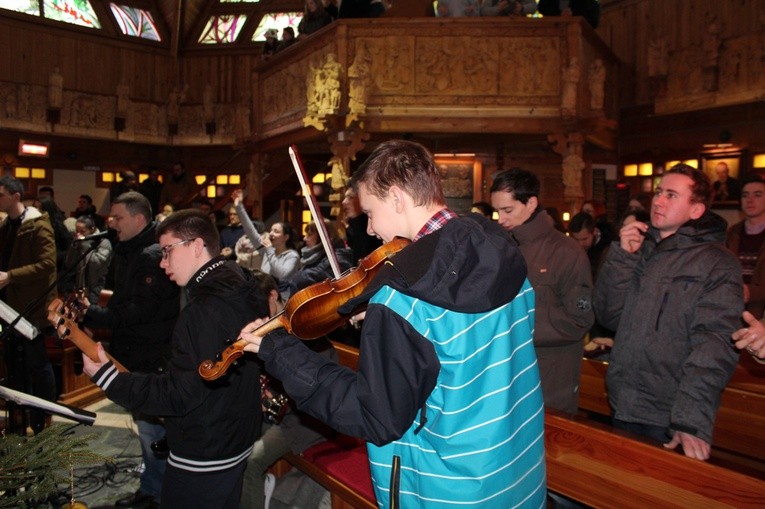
[2,137,764,507]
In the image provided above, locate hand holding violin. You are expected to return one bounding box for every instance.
[198,238,410,381]
[239,317,270,354]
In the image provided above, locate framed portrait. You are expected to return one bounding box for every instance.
[702,152,743,208]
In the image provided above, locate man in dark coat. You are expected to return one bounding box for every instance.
[83,191,179,507]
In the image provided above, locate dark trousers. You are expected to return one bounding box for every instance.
[4,332,57,434]
[612,418,671,443]
[161,460,247,509]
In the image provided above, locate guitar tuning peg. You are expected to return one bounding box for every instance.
[224,337,235,345]
[215,353,222,361]
[62,327,70,337]
[57,318,64,326]
[232,360,241,368]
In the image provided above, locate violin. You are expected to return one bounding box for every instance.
[198,237,410,381]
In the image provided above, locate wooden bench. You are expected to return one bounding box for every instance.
[579,355,765,473]
[274,343,765,508]
[546,412,765,508]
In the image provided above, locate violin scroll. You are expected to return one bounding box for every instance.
[198,339,247,381]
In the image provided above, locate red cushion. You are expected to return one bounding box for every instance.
[301,438,375,502]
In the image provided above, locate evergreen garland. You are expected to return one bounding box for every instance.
[0,424,110,508]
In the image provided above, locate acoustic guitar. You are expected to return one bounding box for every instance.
[47,297,128,373]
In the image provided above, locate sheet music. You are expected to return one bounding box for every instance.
[0,384,96,426]
[0,299,39,340]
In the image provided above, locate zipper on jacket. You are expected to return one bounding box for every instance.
[389,455,401,509]
[655,292,669,331]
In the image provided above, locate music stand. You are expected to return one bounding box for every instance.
[0,384,96,426]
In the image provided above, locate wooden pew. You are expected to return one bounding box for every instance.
[546,412,765,508]
[276,344,765,508]
[579,356,765,470]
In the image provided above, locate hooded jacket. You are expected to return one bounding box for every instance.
[508,209,594,413]
[90,258,268,470]
[0,206,56,330]
[84,221,179,372]
[595,212,742,443]
[259,214,546,508]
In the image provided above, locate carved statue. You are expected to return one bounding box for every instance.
[48,67,63,109]
[203,83,215,121]
[647,34,669,77]
[647,32,669,98]
[347,45,371,126]
[562,151,585,202]
[235,101,251,140]
[304,53,343,131]
[703,13,722,68]
[167,85,187,124]
[320,53,342,115]
[561,58,580,116]
[588,59,605,111]
[116,82,130,117]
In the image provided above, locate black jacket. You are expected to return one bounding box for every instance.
[91,258,269,469]
[84,222,179,372]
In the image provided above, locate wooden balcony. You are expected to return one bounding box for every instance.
[252,17,619,153]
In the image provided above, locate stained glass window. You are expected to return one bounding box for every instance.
[0,0,41,16]
[252,12,302,42]
[110,3,161,41]
[199,14,247,44]
[42,0,100,28]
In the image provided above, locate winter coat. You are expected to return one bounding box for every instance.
[259,214,546,507]
[91,258,268,471]
[595,212,742,443]
[83,222,179,372]
[509,209,594,413]
[0,207,56,329]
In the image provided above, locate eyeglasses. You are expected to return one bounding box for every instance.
[160,239,192,260]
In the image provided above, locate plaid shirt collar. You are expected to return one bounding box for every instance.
[413,208,458,242]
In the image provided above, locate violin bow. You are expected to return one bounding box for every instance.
[289,145,343,278]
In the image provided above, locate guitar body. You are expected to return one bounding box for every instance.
[47,297,128,373]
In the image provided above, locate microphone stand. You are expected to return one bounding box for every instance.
[1,235,109,435]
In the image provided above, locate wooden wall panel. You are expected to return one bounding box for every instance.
[600,0,765,107]
[0,18,177,102]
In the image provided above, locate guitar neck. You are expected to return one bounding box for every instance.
[67,325,129,373]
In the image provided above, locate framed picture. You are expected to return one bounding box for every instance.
[702,153,743,208]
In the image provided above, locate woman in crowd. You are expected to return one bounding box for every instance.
[280,219,353,298]
[232,190,300,280]
[298,0,333,37]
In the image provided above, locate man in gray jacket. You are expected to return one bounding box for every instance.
[595,164,742,460]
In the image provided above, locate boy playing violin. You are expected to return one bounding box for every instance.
[238,140,547,507]
[83,210,269,508]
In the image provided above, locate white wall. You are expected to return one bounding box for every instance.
[51,169,111,217]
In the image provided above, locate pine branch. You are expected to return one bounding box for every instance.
[0,424,112,508]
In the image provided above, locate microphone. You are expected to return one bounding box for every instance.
[74,230,115,242]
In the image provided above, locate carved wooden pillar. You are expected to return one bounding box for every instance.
[549,132,586,211]
[326,122,370,217]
